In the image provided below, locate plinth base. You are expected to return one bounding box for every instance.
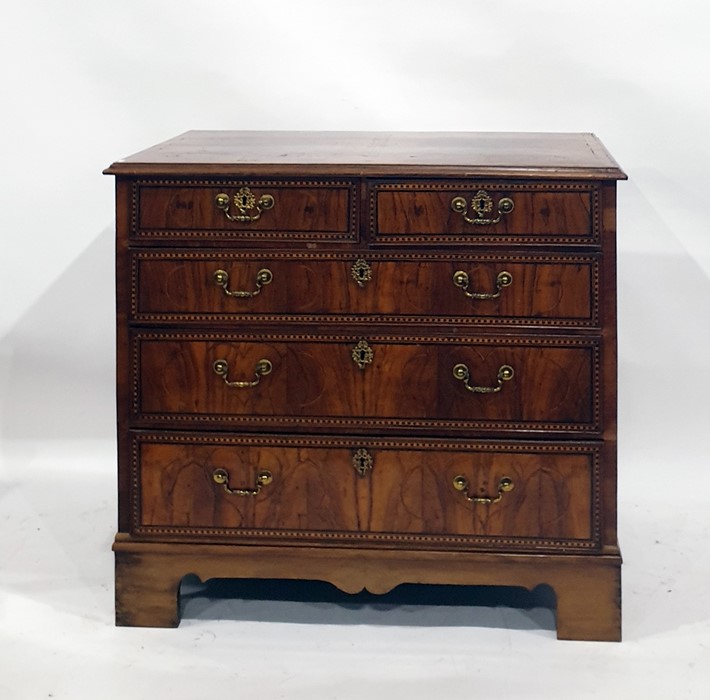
[114,537,621,641]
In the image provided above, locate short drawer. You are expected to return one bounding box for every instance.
[372,181,598,245]
[132,433,600,551]
[132,331,600,434]
[132,180,356,242]
[131,251,598,327]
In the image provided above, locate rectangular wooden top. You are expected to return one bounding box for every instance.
[105,131,626,179]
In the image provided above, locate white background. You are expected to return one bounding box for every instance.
[1,1,709,698]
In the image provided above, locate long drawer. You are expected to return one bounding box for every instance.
[132,433,600,551]
[131,331,601,433]
[131,251,599,327]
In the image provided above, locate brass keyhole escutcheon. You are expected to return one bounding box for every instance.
[352,448,374,478]
[450,190,515,226]
[215,187,275,222]
[351,259,372,288]
[351,339,374,370]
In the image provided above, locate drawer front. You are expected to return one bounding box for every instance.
[132,251,598,327]
[133,433,600,551]
[132,332,600,433]
[372,182,598,245]
[133,180,356,241]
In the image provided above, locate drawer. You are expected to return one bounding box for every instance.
[132,433,600,551]
[132,332,600,434]
[372,181,598,245]
[132,180,356,242]
[132,251,598,327]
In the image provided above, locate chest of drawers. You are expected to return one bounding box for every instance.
[106,131,625,640]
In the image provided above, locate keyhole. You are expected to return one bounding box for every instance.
[239,195,248,207]
[353,448,372,477]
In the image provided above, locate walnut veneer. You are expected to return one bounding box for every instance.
[106,131,625,640]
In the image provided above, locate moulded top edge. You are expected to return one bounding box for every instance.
[103,163,627,180]
[104,131,627,180]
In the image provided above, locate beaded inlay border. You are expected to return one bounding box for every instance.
[130,250,600,328]
[131,179,358,241]
[369,181,601,246]
[129,432,602,551]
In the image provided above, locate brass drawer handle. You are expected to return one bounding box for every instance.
[213,358,272,388]
[453,270,512,300]
[453,363,514,393]
[450,190,514,225]
[452,475,514,504]
[213,468,273,496]
[213,268,273,298]
[215,187,275,222]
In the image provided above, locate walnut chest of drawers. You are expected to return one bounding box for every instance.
[106,131,625,640]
